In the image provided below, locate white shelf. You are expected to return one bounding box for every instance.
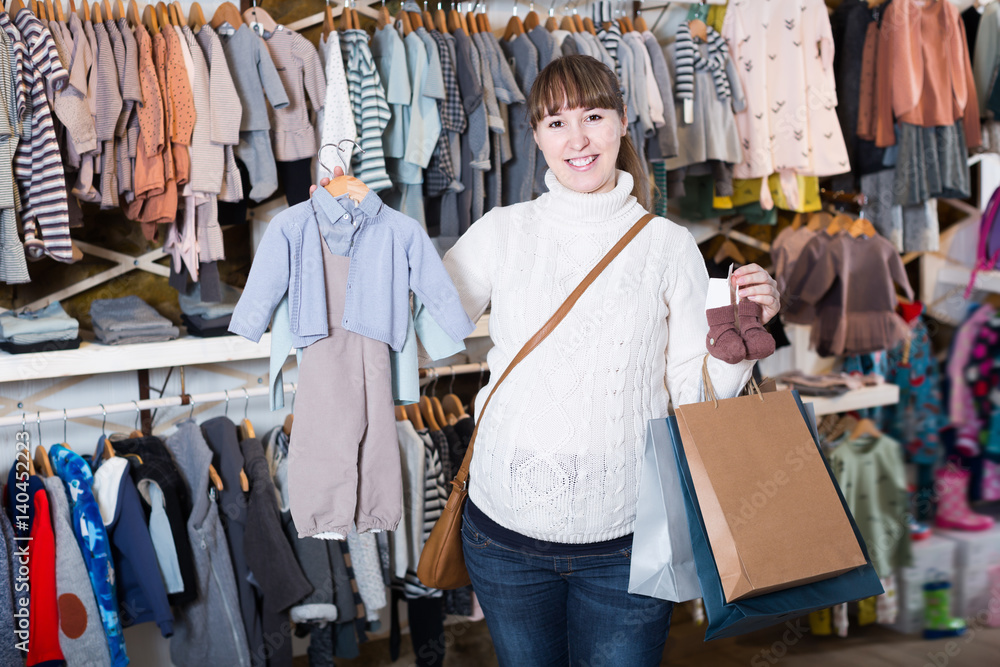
[0,313,493,384]
[795,383,901,417]
[938,265,1000,295]
[0,334,277,383]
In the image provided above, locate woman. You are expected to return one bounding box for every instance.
[322,55,780,665]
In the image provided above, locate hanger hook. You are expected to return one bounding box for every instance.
[133,401,141,432]
[318,140,365,176]
[63,409,68,443]
[243,387,251,421]
[21,412,26,434]
[36,411,42,445]
[447,366,456,395]
[225,389,230,417]
[100,404,107,436]
[189,398,195,420]
[291,383,297,413]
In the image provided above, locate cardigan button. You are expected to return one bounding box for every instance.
[710,338,715,346]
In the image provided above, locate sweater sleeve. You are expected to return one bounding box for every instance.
[664,228,754,408]
[297,36,326,113]
[117,474,175,637]
[441,211,496,328]
[885,241,914,301]
[256,38,290,110]
[874,13,896,148]
[228,219,292,342]
[797,237,840,306]
[404,220,476,345]
[958,19,982,150]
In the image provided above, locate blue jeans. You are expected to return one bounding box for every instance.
[462,507,674,667]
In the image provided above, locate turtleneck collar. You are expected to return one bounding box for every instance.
[538,169,639,224]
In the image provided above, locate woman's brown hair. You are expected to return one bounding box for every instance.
[528,55,651,211]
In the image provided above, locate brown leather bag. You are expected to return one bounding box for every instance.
[416,213,656,589]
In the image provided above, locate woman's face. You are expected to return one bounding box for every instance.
[533,105,627,197]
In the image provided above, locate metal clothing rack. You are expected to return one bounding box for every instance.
[0,382,297,429]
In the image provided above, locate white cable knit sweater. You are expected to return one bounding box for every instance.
[443,170,755,543]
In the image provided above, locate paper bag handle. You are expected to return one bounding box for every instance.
[700,355,763,408]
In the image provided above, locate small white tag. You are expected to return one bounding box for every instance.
[706,278,731,310]
[683,98,694,125]
[730,262,741,305]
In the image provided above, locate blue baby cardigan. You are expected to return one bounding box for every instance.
[229,186,473,351]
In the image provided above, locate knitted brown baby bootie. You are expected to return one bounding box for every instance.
[706,305,747,364]
[739,299,776,360]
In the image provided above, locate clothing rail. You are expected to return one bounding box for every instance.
[419,362,489,379]
[0,383,296,429]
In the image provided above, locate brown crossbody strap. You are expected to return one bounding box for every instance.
[449,213,656,494]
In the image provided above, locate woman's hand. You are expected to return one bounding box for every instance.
[307,166,345,197]
[732,264,780,325]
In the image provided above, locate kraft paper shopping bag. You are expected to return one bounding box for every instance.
[674,387,866,603]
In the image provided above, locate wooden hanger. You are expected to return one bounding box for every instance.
[560,15,575,32]
[102,435,116,460]
[113,0,124,19]
[714,237,747,266]
[155,1,170,28]
[447,9,463,32]
[208,464,224,492]
[209,1,242,30]
[435,5,447,33]
[545,13,557,31]
[442,394,467,419]
[242,3,277,34]
[27,1,37,17]
[80,0,89,21]
[430,396,447,429]
[850,418,881,440]
[524,8,539,30]
[807,211,830,232]
[582,16,596,35]
[127,0,140,26]
[465,10,477,33]
[634,13,648,32]
[34,445,53,477]
[339,3,353,30]
[324,2,335,36]
[409,8,424,30]
[55,0,64,21]
[479,10,492,33]
[404,403,425,430]
[503,13,524,40]
[141,3,157,31]
[90,2,101,22]
[69,0,77,17]
[188,1,205,30]
[420,396,441,432]
[848,215,877,238]
[169,0,183,25]
[689,18,708,42]
[18,447,35,477]
[44,0,55,21]
[395,405,407,422]
[422,7,434,31]
[236,417,253,493]
[102,0,111,21]
[320,143,370,204]
[826,213,854,235]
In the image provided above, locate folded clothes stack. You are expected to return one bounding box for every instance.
[90,296,180,345]
[0,302,81,354]
[778,371,884,397]
[179,283,241,338]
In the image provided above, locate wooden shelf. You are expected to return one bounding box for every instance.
[0,313,493,384]
[795,383,901,417]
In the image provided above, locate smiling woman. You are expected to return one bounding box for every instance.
[432,53,781,667]
[529,55,651,209]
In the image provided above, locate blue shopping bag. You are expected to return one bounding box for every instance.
[667,393,884,640]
